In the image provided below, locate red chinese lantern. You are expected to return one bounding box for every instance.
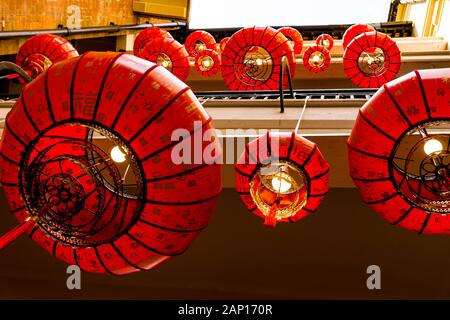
[219,37,230,52]
[133,27,173,57]
[302,44,331,73]
[184,30,216,57]
[343,31,401,88]
[348,68,450,234]
[194,49,221,77]
[16,34,78,80]
[342,23,375,50]
[235,132,329,228]
[0,52,222,274]
[221,26,296,91]
[277,27,303,55]
[316,34,334,51]
[139,37,190,82]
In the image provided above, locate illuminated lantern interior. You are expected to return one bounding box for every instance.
[309,51,325,67]
[156,52,173,71]
[358,47,386,76]
[303,44,330,73]
[250,161,308,226]
[18,124,144,246]
[198,54,214,70]
[195,40,207,53]
[392,123,450,214]
[194,48,221,76]
[235,132,329,228]
[240,46,273,82]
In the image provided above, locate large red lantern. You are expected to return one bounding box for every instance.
[343,31,401,88]
[277,27,303,55]
[348,68,450,234]
[342,23,375,50]
[16,34,78,80]
[303,44,331,73]
[221,26,296,91]
[235,132,329,228]
[184,30,216,57]
[0,52,222,273]
[194,49,221,77]
[133,27,173,57]
[139,37,190,82]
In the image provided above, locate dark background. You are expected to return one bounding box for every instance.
[1,187,450,299]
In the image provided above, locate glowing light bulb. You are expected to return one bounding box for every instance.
[161,60,170,68]
[424,139,443,155]
[111,146,126,163]
[256,58,263,66]
[312,55,321,64]
[202,59,211,68]
[271,176,292,194]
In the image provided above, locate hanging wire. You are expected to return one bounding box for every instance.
[294,96,310,134]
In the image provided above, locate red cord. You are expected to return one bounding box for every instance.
[0,218,36,250]
[264,201,279,228]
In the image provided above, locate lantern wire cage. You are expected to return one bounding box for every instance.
[250,160,309,226]
[236,46,274,84]
[357,47,387,77]
[17,123,144,247]
[391,121,450,214]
